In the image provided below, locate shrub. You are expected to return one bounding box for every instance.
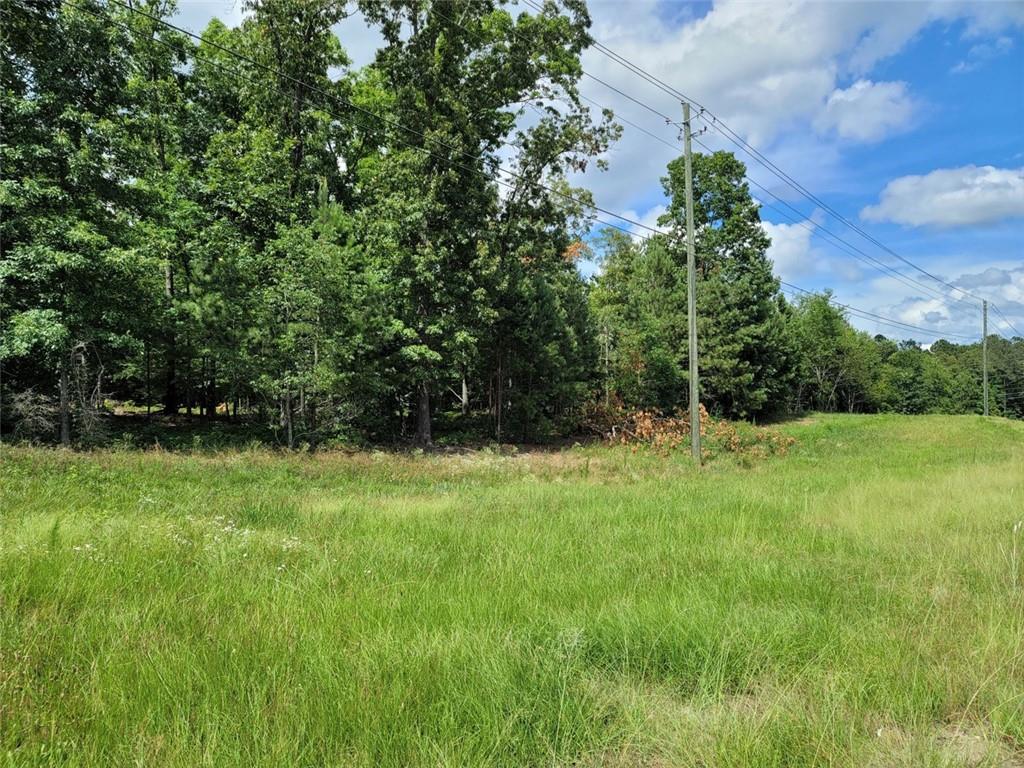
[588,401,795,458]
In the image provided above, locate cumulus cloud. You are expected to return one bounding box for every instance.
[956,266,1015,289]
[814,80,916,142]
[956,265,1024,318]
[889,296,959,329]
[621,204,669,238]
[840,261,1024,341]
[861,165,1024,228]
[585,0,1021,141]
[573,0,1024,212]
[762,220,816,278]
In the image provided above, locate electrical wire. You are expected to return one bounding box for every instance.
[779,285,977,341]
[991,303,1024,338]
[64,0,1011,348]
[521,0,995,311]
[433,1,978,310]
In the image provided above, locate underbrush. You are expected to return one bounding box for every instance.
[587,402,797,458]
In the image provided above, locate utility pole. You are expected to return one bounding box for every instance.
[683,102,701,463]
[983,300,989,416]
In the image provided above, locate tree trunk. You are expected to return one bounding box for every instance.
[496,353,503,444]
[185,359,192,416]
[308,392,318,449]
[461,375,469,416]
[309,339,318,444]
[415,381,432,447]
[204,358,216,419]
[162,262,178,415]
[603,327,611,408]
[284,393,294,450]
[59,354,70,446]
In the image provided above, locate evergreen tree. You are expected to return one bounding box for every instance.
[594,151,795,418]
[660,151,794,417]
[354,0,613,444]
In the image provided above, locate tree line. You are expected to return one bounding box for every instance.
[2,0,1021,448]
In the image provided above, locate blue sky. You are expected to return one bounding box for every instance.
[174,0,1024,341]
[575,0,1024,342]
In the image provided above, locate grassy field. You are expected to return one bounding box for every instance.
[1,414,1023,767]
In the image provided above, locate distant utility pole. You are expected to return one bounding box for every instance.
[983,300,989,416]
[683,102,701,463]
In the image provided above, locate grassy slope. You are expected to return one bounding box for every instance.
[1,414,1023,767]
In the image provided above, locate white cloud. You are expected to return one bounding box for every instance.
[951,35,1014,73]
[814,80,916,142]
[861,165,1024,228]
[762,219,815,279]
[957,266,1014,289]
[573,0,1024,213]
[956,265,1024,328]
[622,204,668,237]
[827,257,1024,341]
[586,0,1021,142]
[879,268,1024,340]
[891,296,959,328]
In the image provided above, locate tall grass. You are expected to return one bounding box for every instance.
[2,414,1023,766]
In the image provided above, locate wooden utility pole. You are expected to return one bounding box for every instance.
[983,300,989,416]
[683,102,701,463]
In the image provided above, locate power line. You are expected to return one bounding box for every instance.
[991,303,1024,338]
[437,6,983,344]
[432,2,977,310]
[591,88,1022,335]
[71,0,1012,350]
[455,5,1023,344]
[780,283,977,341]
[682,142,972,308]
[575,78,978,308]
[590,218,975,343]
[525,0,990,310]
[704,120,983,305]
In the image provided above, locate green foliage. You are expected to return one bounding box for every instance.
[787,292,881,413]
[876,343,955,414]
[592,152,797,420]
[1,0,1020,447]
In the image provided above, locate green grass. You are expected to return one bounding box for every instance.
[2,414,1023,767]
